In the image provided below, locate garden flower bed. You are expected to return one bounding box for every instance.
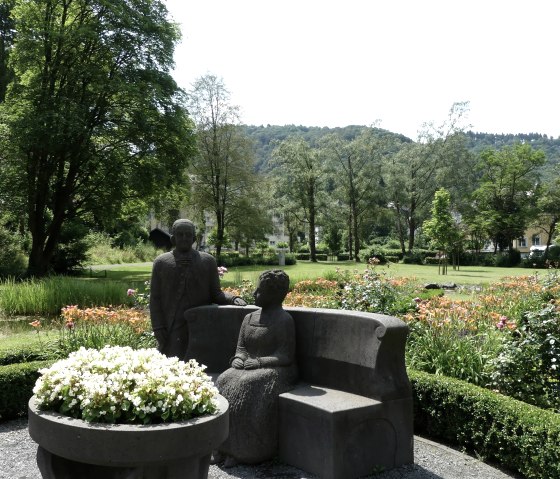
[1,266,560,478]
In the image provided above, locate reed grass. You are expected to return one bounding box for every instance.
[0,277,131,316]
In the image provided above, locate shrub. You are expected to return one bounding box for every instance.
[85,231,158,265]
[51,220,90,274]
[295,253,327,261]
[338,260,416,315]
[487,303,560,410]
[223,279,255,305]
[56,305,155,356]
[402,252,424,264]
[219,254,254,267]
[0,226,27,278]
[362,247,387,264]
[547,245,560,261]
[0,342,57,366]
[410,369,560,479]
[0,360,53,421]
[403,295,502,385]
[219,252,296,267]
[423,256,441,265]
[494,249,521,267]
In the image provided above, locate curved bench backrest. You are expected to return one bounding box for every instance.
[184,305,410,401]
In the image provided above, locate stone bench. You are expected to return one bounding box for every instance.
[184,305,413,479]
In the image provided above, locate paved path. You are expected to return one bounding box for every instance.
[0,418,524,479]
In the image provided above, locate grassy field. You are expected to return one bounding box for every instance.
[91,260,538,288]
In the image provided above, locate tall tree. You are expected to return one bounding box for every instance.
[533,172,560,254]
[0,0,194,276]
[320,128,384,262]
[0,0,15,102]
[423,188,460,275]
[272,137,325,262]
[187,74,261,259]
[384,102,472,253]
[472,143,545,252]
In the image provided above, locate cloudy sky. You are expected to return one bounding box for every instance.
[164,0,559,140]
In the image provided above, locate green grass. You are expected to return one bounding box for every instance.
[218,261,537,288]
[383,263,537,286]
[87,260,538,288]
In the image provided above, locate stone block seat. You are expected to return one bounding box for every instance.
[184,305,413,479]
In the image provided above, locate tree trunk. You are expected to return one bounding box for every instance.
[308,182,317,262]
[394,201,406,255]
[544,218,558,259]
[27,219,62,277]
[351,201,360,262]
[308,209,317,262]
[28,242,51,277]
[347,212,353,260]
[407,217,416,253]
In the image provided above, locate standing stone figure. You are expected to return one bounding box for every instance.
[215,270,298,466]
[149,219,246,358]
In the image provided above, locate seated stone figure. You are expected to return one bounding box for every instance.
[215,270,298,466]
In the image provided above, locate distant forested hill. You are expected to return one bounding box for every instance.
[242,124,411,171]
[243,125,560,172]
[465,131,560,168]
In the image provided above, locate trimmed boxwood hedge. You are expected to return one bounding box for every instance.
[2,358,559,479]
[219,253,297,267]
[0,360,53,421]
[410,369,560,479]
[0,343,57,366]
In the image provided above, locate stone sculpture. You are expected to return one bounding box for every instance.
[149,219,246,358]
[214,269,298,466]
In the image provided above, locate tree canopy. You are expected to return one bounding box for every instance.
[187,74,268,258]
[472,143,545,252]
[0,0,195,275]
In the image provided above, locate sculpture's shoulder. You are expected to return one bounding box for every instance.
[153,251,175,266]
[198,251,218,265]
[271,308,293,322]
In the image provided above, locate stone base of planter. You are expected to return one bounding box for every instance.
[28,395,229,479]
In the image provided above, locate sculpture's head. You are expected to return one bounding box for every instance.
[171,219,196,253]
[253,269,290,308]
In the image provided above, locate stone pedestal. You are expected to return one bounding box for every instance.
[28,395,229,479]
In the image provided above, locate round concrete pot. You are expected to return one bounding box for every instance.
[28,394,229,479]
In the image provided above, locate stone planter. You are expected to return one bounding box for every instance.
[28,394,229,479]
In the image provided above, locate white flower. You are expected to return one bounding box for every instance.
[33,346,217,424]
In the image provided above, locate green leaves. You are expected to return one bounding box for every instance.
[2,0,195,275]
[471,143,545,251]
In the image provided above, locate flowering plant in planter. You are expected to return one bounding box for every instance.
[33,345,219,424]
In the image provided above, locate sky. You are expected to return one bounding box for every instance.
[164,0,560,140]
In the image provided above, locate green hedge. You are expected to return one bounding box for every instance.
[0,360,53,421]
[3,358,559,479]
[219,253,296,267]
[410,369,560,479]
[0,343,57,366]
[295,253,328,261]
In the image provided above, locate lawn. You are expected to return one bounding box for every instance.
[89,260,538,289]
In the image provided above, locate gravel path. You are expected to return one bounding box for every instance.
[0,418,523,479]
